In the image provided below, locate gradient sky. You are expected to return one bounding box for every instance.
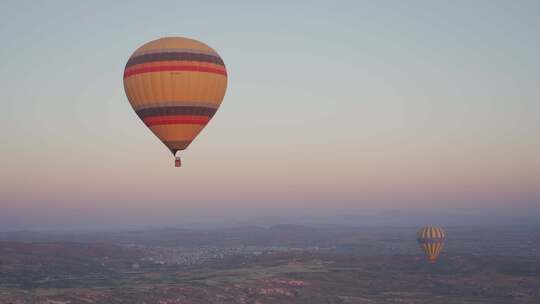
[1,1,539,230]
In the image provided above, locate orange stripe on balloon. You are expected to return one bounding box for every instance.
[143,115,210,126]
[124,65,227,78]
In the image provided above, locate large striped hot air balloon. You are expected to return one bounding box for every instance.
[417,226,446,263]
[123,37,227,167]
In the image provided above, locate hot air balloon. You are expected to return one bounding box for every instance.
[417,226,446,263]
[123,37,227,167]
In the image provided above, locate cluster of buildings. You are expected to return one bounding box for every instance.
[135,245,329,267]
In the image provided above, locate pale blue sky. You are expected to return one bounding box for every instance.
[1,1,539,230]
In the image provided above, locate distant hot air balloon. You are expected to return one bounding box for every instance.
[123,37,227,167]
[417,226,446,263]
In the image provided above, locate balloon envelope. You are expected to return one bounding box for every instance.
[417,226,446,263]
[123,37,227,159]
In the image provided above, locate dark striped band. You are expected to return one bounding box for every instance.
[417,238,446,244]
[126,52,225,68]
[136,106,217,119]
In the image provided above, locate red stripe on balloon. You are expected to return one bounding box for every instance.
[124,65,227,78]
[143,115,210,126]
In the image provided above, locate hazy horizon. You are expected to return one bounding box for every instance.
[1,206,539,232]
[1,1,539,231]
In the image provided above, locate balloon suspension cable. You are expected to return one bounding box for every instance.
[170,149,181,167]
